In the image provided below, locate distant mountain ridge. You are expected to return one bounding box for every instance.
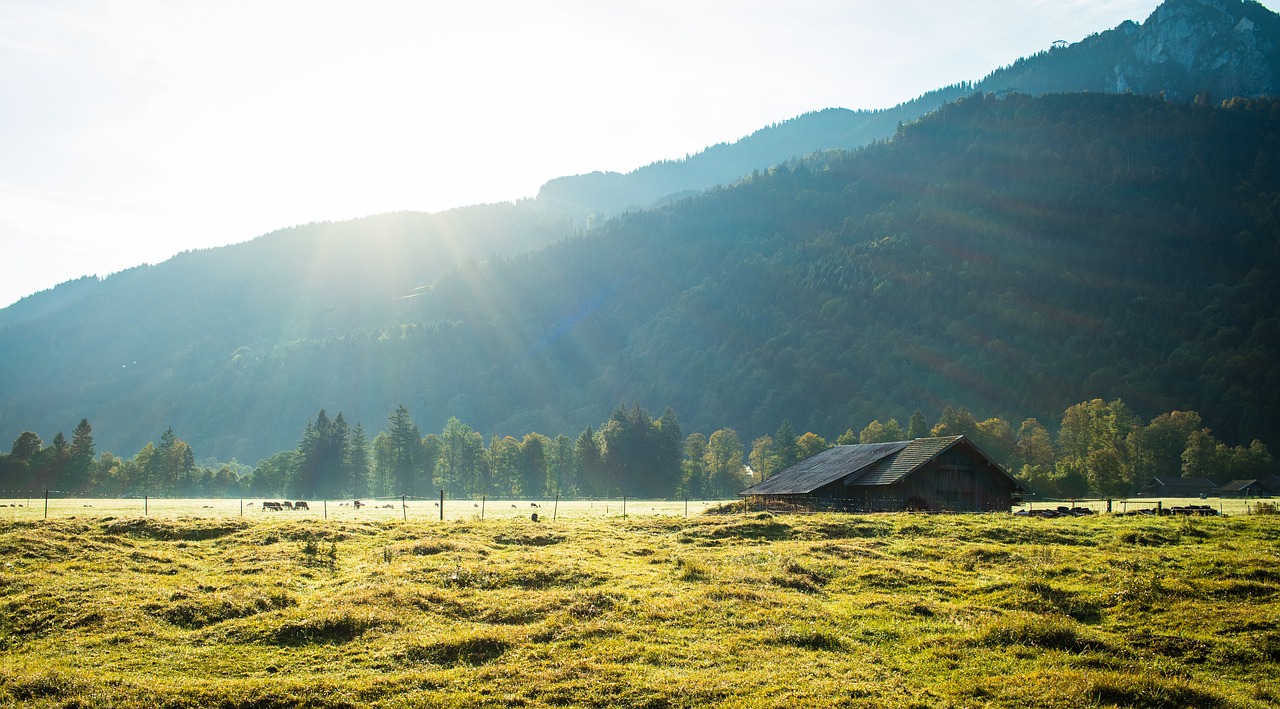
[2,93,1278,464]
[537,0,1280,218]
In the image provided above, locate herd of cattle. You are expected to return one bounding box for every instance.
[250,500,400,511]
[251,500,310,511]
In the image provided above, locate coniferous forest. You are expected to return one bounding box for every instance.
[2,93,1280,499]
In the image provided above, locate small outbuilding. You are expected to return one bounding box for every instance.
[1219,479,1274,498]
[739,435,1025,512]
[1136,477,1218,498]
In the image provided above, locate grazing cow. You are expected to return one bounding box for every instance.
[263,501,283,511]
[531,502,540,508]
[294,501,309,510]
[353,500,364,509]
[281,501,294,510]
[382,504,394,509]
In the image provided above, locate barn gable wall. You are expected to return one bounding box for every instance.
[802,441,1015,512]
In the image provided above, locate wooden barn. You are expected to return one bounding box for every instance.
[1136,477,1218,498]
[739,435,1025,512]
[1219,479,1274,498]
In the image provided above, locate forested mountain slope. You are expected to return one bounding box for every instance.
[537,0,1280,218]
[0,204,575,457]
[416,93,1280,455]
[4,92,1275,464]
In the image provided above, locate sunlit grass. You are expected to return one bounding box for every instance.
[1,511,1277,707]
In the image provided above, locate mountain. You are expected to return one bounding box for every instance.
[2,92,1277,464]
[536,0,1280,218]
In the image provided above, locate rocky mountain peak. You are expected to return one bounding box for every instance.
[1114,0,1279,100]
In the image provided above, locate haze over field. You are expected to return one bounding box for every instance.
[3,0,1263,308]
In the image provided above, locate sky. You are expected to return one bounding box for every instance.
[2,0,1276,308]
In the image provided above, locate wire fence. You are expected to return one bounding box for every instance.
[0,490,730,521]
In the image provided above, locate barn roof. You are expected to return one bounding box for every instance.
[740,441,909,496]
[1144,477,1218,490]
[1219,479,1266,492]
[740,435,1021,497]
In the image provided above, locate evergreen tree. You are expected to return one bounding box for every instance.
[421,433,442,494]
[347,423,370,498]
[574,425,605,496]
[773,421,798,470]
[654,408,684,496]
[518,433,549,497]
[67,419,95,494]
[907,410,930,439]
[371,431,392,498]
[548,434,576,496]
[439,416,476,496]
[387,406,424,496]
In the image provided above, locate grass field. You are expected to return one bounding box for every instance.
[1,509,1277,707]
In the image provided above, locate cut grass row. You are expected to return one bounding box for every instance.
[1,511,1277,707]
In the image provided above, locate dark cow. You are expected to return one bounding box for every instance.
[262,501,283,511]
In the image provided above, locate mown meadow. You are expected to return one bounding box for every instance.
[1,510,1277,708]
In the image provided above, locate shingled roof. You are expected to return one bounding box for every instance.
[741,436,1017,497]
[741,441,910,496]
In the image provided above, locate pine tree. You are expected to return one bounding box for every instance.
[574,425,605,496]
[773,421,798,470]
[907,410,930,439]
[67,419,95,494]
[387,406,424,496]
[347,423,370,498]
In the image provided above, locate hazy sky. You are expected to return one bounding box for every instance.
[2,0,1275,307]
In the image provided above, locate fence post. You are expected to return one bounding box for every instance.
[553,493,559,521]
[240,499,243,517]
[439,489,444,521]
[324,500,327,520]
[44,489,48,520]
[402,495,407,521]
[623,496,627,519]
[144,496,148,517]
[685,498,688,518]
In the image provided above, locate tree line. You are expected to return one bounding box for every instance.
[1,396,1272,501]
